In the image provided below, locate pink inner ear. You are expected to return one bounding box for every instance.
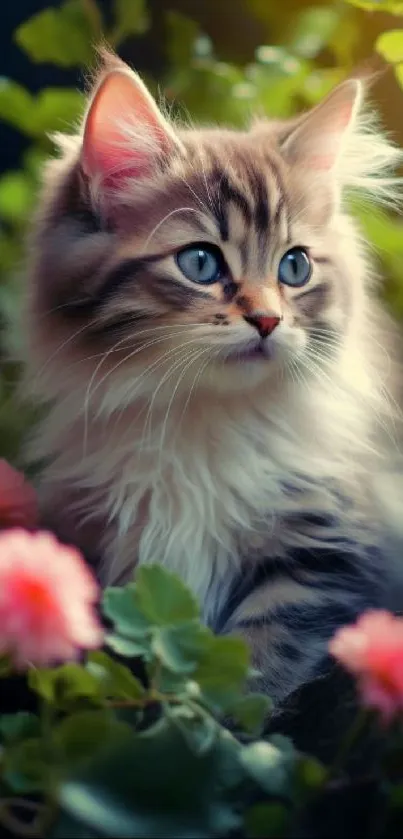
[285,80,361,174]
[82,71,170,184]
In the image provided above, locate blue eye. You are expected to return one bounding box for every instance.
[278,247,312,288]
[176,245,224,285]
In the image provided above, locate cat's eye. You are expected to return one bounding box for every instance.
[175,245,225,285]
[278,247,312,288]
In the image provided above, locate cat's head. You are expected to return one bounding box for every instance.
[26,51,402,409]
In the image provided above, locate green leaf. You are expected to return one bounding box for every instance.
[4,738,48,792]
[28,663,102,707]
[245,802,288,839]
[103,585,151,637]
[15,1,94,67]
[194,635,250,713]
[297,755,327,790]
[229,693,272,735]
[0,171,35,224]
[33,88,84,134]
[54,710,133,767]
[151,621,210,674]
[290,6,341,58]
[0,80,35,135]
[346,0,403,12]
[0,712,40,744]
[105,632,150,658]
[111,0,149,45]
[136,565,200,625]
[240,740,295,798]
[163,703,218,755]
[87,651,146,701]
[60,717,241,838]
[376,29,403,64]
[152,667,190,695]
[268,734,296,757]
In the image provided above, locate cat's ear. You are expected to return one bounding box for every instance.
[81,61,180,187]
[281,79,362,173]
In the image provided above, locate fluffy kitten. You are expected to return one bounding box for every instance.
[23,52,403,721]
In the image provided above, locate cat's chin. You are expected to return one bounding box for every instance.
[201,355,279,394]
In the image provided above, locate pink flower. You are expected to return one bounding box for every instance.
[0,529,103,668]
[0,460,38,531]
[330,610,403,722]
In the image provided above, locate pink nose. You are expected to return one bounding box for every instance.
[244,314,281,339]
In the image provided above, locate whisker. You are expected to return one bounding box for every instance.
[138,338,215,446]
[143,207,206,252]
[157,345,215,461]
[83,331,194,450]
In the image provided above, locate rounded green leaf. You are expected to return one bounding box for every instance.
[103,585,151,637]
[229,693,272,735]
[136,565,200,625]
[4,738,48,793]
[0,80,35,135]
[33,88,85,135]
[297,755,327,790]
[105,632,151,659]
[87,651,145,701]
[111,0,149,45]
[0,712,40,744]
[376,29,403,64]
[60,717,242,838]
[194,635,250,713]
[28,663,102,707]
[15,1,94,67]
[0,171,35,224]
[54,711,133,767]
[151,621,210,674]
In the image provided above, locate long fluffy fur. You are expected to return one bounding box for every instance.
[22,56,403,720]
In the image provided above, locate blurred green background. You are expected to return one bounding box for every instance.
[1,0,403,464]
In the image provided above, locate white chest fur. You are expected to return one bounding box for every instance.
[89,371,374,617]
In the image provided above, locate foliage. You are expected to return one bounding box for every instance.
[0,562,399,839]
[0,565,285,838]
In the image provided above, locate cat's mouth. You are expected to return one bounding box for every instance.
[222,340,273,363]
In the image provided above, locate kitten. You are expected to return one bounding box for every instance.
[23,51,403,724]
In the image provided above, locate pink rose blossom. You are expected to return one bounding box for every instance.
[0,460,38,531]
[330,610,403,722]
[0,529,103,668]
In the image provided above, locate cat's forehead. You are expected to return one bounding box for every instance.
[118,127,294,263]
[176,127,289,222]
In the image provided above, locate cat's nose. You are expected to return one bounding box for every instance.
[243,314,281,339]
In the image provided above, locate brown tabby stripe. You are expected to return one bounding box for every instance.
[64,257,212,320]
[294,282,331,317]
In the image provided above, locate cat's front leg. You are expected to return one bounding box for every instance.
[218,551,385,760]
